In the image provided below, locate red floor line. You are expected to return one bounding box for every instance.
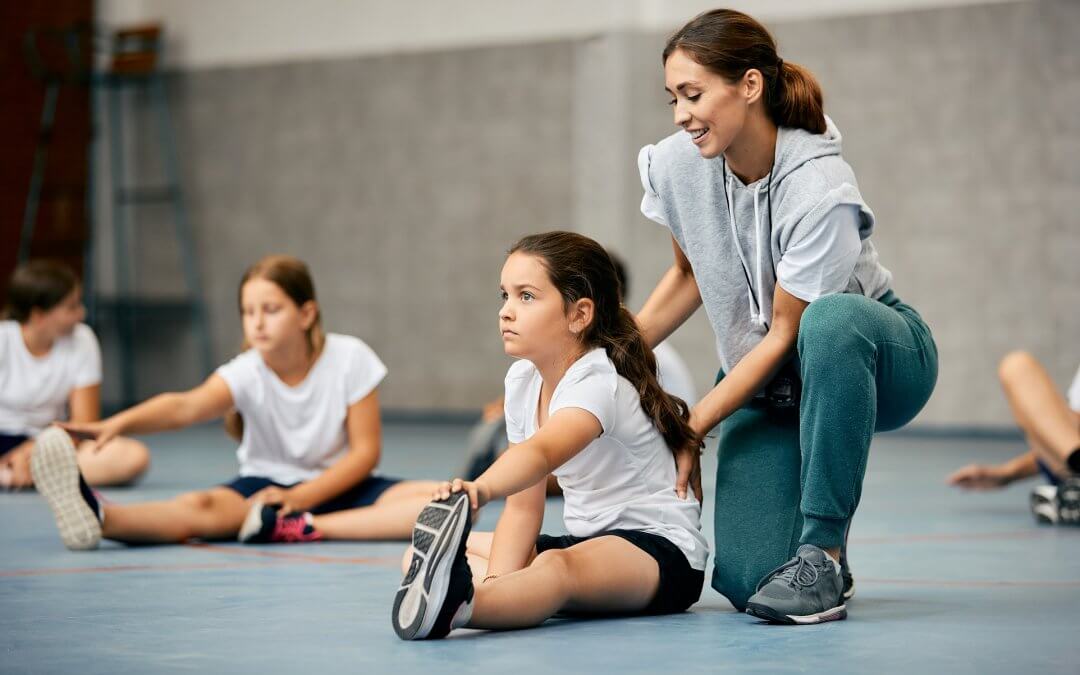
[860,577,1080,589]
[0,561,288,577]
[184,541,400,566]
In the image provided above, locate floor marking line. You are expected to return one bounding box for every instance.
[860,577,1080,589]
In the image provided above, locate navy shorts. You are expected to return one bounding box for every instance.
[535,529,704,615]
[0,434,30,458]
[222,475,402,514]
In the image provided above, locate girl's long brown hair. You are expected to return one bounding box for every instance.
[664,8,826,134]
[509,232,697,455]
[224,255,325,440]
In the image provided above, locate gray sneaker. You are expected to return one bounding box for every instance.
[1031,479,1080,525]
[840,546,854,601]
[745,544,847,625]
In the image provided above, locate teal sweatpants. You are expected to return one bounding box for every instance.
[711,290,937,610]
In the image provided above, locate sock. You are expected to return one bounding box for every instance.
[1067,447,1080,475]
[78,474,104,523]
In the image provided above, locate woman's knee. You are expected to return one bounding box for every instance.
[797,294,868,356]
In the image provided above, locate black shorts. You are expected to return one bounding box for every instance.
[222,475,401,514]
[0,433,30,457]
[535,529,704,615]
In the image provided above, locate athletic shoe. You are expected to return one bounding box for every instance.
[392,492,474,640]
[745,544,846,625]
[30,427,102,551]
[238,503,323,543]
[1031,484,1060,524]
[1033,479,1080,526]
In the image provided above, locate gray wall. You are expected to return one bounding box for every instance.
[103,0,1079,427]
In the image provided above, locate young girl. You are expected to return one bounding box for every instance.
[31,255,440,550]
[635,9,937,623]
[1,260,149,490]
[391,231,709,640]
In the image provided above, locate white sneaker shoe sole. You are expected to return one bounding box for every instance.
[30,427,101,551]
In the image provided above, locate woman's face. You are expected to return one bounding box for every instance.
[498,252,586,362]
[664,48,751,159]
[240,278,314,357]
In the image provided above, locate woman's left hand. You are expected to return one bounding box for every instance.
[248,485,306,515]
[435,478,491,514]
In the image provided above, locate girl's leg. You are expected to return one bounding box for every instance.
[467,536,659,630]
[796,293,938,552]
[399,531,496,581]
[102,487,250,544]
[311,480,441,540]
[76,437,151,487]
[998,351,1080,473]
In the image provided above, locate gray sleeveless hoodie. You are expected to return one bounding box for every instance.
[638,116,892,374]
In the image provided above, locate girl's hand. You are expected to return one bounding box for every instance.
[435,478,491,513]
[248,485,305,514]
[674,438,704,504]
[56,421,116,452]
[947,464,1014,490]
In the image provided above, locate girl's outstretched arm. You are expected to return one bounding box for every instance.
[60,375,235,450]
[261,389,382,513]
[485,462,546,578]
[438,407,601,510]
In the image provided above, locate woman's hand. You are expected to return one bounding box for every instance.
[56,420,118,451]
[947,463,1015,490]
[435,478,492,514]
[248,485,308,514]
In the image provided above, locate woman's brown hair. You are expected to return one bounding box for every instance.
[509,232,697,456]
[3,260,79,323]
[224,255,325,440]
[663,8,826,134]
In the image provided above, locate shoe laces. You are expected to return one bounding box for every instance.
[758,555,820,592]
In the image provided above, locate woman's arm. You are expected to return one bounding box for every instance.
[690,283,809,436]
[60,375,235,448]
[485,450,546,578]
[635,237,703,349]
[271,390,382,513]
[68,384,101,423]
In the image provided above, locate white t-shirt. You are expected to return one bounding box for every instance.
[0,321,102,436]
[654,340,697,406]
[504,348,709,570]
[216,333,387,484]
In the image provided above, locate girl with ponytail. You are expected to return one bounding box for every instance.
[635,9,938,624]
[391,231,708,640]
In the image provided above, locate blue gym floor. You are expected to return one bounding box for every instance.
[2,422,1078,674]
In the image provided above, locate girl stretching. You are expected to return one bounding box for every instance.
[31,255,440,550]
[391,232,709,640]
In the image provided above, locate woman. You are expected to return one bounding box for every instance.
[635,9,938,624]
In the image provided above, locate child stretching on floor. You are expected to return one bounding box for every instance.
[391,231,709,640]
[1,260,148,490]
[31,255,440,550]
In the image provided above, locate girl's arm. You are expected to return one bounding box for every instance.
[439,407,601,510]
[635,237,703,349]
[267,389,381,513]
[60,375,235,449]
[68,384,102,423]
[948,450,1040,490]
[484,447,546,578]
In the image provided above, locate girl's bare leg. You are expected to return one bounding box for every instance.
[467,536,659,630]
[999,352,1080,473]
[77,437,150,487]
[312,480,441,540]
[101,487,249,544]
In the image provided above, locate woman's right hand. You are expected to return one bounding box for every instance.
[56,420,118,452]
[947,463,1014,490]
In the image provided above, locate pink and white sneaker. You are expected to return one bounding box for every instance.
[238,503,323,543]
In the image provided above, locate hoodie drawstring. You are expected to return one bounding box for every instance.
[723,168,771,329]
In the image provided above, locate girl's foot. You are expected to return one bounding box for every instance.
[392,492,474,640]
[238,503,323,543]
[30,427,103,550]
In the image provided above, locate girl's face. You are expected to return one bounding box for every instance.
[33,286,85,340]
[664,48,756,159]
[498,252,591,362]
[240,278,315,357]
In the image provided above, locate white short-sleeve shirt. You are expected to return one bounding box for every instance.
[216,333,387,484]
[1068,365,1080,413]
[0,320,102,436]
[503,348,709,570]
